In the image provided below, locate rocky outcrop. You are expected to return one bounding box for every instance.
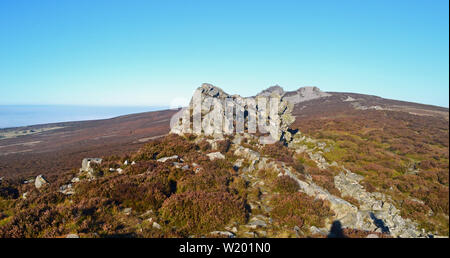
[256,85,285,97]
[282,86,331,104]
[170,83,297,143]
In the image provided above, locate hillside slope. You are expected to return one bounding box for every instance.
[0,84,448,238]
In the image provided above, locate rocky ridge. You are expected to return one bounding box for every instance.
[169,84,435,238]
[8,84,443,238]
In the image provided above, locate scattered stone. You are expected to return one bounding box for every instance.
[209,231,235,238]
[206,152,225,160]
[233,159,244,171]
[157,155,179,162]
[81,158,102,172]
[173,162,183,168]
[294,226,303,237]
[257,231,267,237]
[248,219,267,228]
[117,168,123,174]
[24,178,35,184]
[309,226,328,236]
[124,160,129,165]
[59,184,74,195]
[123,208,132,215]
[366,234,379,238]
[71,177,80,183]
[22,192,28,200]
[194,167,202,174]
[234,146,260,161]
[243,232,257,238]
[152,222,162,229]
[66,234,79,238]
[35,175,49,189]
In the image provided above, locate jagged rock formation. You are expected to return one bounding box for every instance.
[168,83,437,237]
[170,83,297,143]
[256,85,285,97]
[170,83,332,144]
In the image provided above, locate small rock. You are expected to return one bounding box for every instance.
[173,162,183,168]
[24,178,35,184]
[257,231,267,237]
[22,192,28,200]
[157,155,179,162]
[243,232,257,238]
[206,152,225,161]
[248,219,267,228]
[309,226,327,236]
[124,160,129,165]
[372,200,383,211]
[366,234,379,238]
[117,168,123,174]
[35,175,49,189]
[233,159,244,171]
[59,184,74,195]
[66,234,79,238]
[209,231,235,238]
[152,222,162,229]
[81,158,102,172]
[294,226,302,237]
[71,177,80,183]
[123,208,132,215]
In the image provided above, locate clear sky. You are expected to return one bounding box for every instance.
[0,0,448,107]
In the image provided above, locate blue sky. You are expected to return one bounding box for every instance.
[0,0,448,107]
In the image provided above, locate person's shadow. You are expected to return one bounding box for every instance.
[370,212,390,234]
[327,221,347,238]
